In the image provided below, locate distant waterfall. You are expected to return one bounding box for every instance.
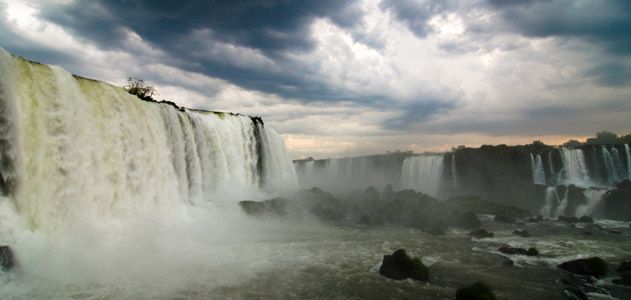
[0,49,297,230]
[559,148,590,186]
[400,155,444,197]
[451,153,458,187]
[540,186,559,219]
[575,189,607,217]
[602,146,621,185]
[530,153,546,185]
[626,144,631,180]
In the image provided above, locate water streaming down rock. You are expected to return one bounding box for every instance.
[400,155,444,198]
[0,50,297,230]
[530,153,546,185]
[575,189,607,218]
[540,186,560,219]
[559,148,591,186]
[554,188,569,218]
[451,153,458,187]
[601,146,621,185]
[626,144,631,180]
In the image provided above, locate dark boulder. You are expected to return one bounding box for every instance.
[617,261,631,273]
[239,198,288,217]
[455,281,496,300]
[379,249,429,281]
[494,214,515,223]
[602,180,631,221]
[469,229,494,239]
[0,246,14,270]
[513,229,530,237]
[613,272,631,286]
[558,257,608,278]
[498,245,538,256]
[458,211,481,228]
[578,216,594,223]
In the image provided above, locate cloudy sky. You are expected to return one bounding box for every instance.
[1,0,630,159]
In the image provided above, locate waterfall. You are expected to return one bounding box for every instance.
[539,186,559,219]
[451,153,458,187]
[559,148,590,186]
[554,188,569,218]
[400,155,444,197]
[575,189,607,217]
[601,146,620,185]
[626,144,631,180]
[611,147,626,181]
[530,153,546,185]
[0,49,297,230]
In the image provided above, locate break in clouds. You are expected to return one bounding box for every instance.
[1,0,630,158]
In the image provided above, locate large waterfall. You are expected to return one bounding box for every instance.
[400,155,444,198]
[558,148,590,186]
[0,49,297,231]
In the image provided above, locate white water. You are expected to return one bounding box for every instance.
[294,155,400,193]
[0,49,304,296]
[530,153,546,185]
[559,148,591,186]
[601,146,620,185]
[0,50,297,231]
[540,186,559,219]
[626,144,631,180]
[554,188,569,218]
[575,189,607,217]
[400,155,444,198]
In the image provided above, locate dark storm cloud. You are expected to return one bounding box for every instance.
[379,0,456,37]
[381,99,456,131]
[38,0,371,102]
[488,0,631,55]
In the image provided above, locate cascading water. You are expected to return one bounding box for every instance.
[554,188,569,218]
[400,155,444,198]
[530,153,546,185]
[540,186,559,219]
[611,147,626,181]
[626,144,631,180]
[559,148,590,186]
[0,49,297,231]
[601,146,621,185]
[575,189,607,217]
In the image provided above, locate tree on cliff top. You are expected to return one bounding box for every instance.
[124,77,157,101]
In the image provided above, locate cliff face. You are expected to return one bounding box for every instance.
[294,142,631,217]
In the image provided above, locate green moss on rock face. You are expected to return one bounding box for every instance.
[455,281,497,300]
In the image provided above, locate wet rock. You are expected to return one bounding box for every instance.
[379,249,429,281]
[513,229,530,237]
[458,211,481,229]
[559,215,580,223]
[239,198,288,217]
[561,274,611,299]
[494,214,515,223]
[0,245,14,270]
[613,272,631,286]
[469,229,494,239]
[455,281,496,300]
[578,216,593,223]
[498,245,538,256]
[558,257,608,278]
[602,180,631,221]
[616,261,631,273]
